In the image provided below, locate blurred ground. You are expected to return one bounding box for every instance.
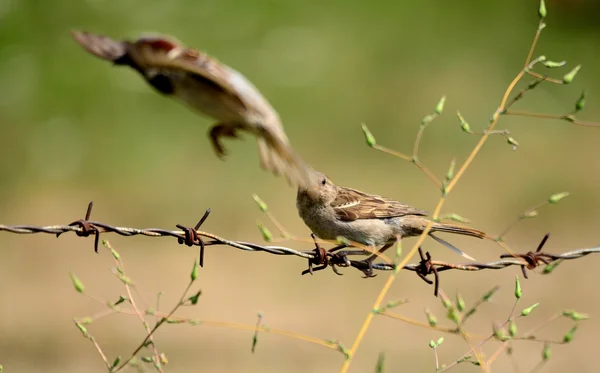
[1,0,600,372]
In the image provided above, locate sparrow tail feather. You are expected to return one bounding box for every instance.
[70,30,127,62]
[429,234,477,261]
[431,223,487,239]
[256,130,313,189]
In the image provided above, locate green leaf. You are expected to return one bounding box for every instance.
[514,275,522,299]
[252,194,268,212]
[111,248,121,260]
[493,324,509,341]
[257,223,273,242]
[542,60,566,68]
[165,318,185,324]
[445,158,456,182]
[74,320,88,336]
[507,137,519,149]
[542,343,551,360]
[375,352,385,373]
[425,308,438,327]
[538,0,547,19]
[361,123,376,147]
[548,192,569,204]
[437,337,444,346]
[562,65,581,84]
[543,259,562,274]
[395,241,402,260]
[112,356,122,369]
[69,272,85,293]
[527,78,543,90]
[483,286,500,301]
[563,325,578,343]
[447,307,461,324]
[190,260,199,282]
[440,294,453,309]
[188,290,202,305]
[336,342,350,360]
[114,295,127,306]
[434,96,446,115]
[114,271,133,285]
[562,310,589,321]
[384,299,408,310]
[251,334,259,353]
[456,292,465,312]
[521,303,540,316]
[457,111,471,133]
[508,319,517,337]
[575,91,586,112]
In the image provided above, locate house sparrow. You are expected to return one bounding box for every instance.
[296,172,486,275]
[70,30,313,188]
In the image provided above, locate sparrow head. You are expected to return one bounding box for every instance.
[297,171,337,204]
[134,34,184,58]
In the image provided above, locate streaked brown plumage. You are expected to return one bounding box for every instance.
[296,172,486,274]
[70,30,314,189]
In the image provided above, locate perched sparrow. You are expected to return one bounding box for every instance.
[71,30,313,188]
[296,172,486,275]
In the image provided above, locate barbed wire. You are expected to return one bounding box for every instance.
[1,202,598,296]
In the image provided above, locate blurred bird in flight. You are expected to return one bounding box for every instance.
[71,30,314,189]
[297,172,487,276]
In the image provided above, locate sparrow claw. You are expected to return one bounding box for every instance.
[209,123,242,159]
[357,258,377,278]
[331,264,344,276]
[343,256,351,267]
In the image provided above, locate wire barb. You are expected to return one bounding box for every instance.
[57,201,100,252]
[175,208,211,267]
[413,247,440,296]
[499,233,554,279]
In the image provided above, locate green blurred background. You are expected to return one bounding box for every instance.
[1,0,600,372]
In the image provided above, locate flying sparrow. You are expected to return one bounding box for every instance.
[296,172,486,276]
[70,30,314,188]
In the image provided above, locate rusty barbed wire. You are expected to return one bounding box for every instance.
[1,202,599,295]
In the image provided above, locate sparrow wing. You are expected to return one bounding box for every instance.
[71,31,249,115]
[125,36,279,117]
[332,187,428,222]
[128,36,252,113]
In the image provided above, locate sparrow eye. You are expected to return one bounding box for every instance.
[321,178,327,186]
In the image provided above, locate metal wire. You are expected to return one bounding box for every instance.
[1,202,598,295]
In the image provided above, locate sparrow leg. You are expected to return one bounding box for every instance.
[208,122,244,158]
[358,242,394,278]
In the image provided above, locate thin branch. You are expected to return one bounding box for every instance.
[525,70,563,84]
[505,111,600,127]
